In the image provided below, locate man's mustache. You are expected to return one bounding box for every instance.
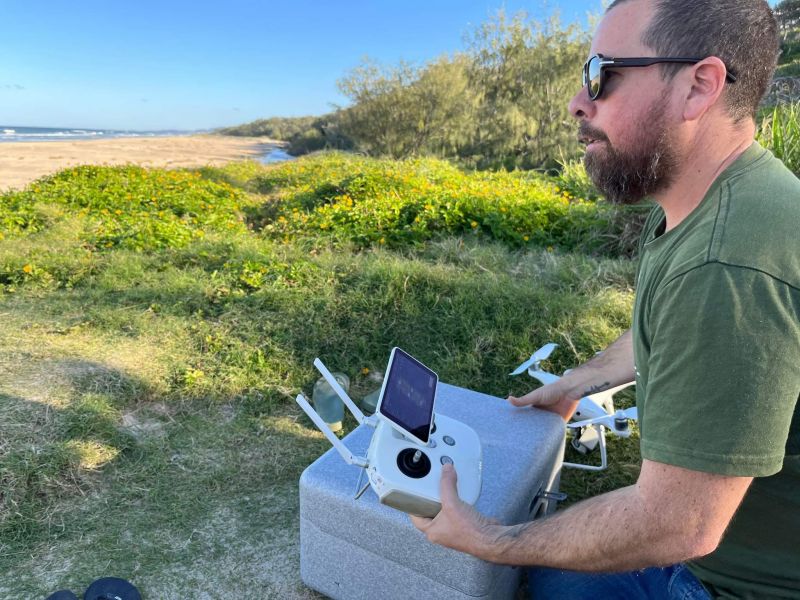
[578,123,610,145]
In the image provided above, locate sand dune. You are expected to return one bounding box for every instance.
[0,135,279,191]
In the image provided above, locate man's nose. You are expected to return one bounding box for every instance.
[568,86,595,120]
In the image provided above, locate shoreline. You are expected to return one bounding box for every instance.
[0,134,285,192]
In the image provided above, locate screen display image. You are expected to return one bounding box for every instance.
[379,349,437,444]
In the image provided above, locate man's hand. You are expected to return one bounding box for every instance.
[506,378,579,420]
[507,329,636,421]
[410,463,498,557]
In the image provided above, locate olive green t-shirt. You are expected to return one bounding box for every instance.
[633,141,800,599]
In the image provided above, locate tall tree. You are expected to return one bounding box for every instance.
[337,56,478,159]
[465,11,590,169]
[776,0,800,41]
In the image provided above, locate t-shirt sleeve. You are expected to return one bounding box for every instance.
[640,262,800,476]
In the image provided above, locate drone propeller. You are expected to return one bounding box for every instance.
[509,343,558,376]
[568,406,637,431]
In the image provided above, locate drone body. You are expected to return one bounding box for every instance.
[511,343,636,471]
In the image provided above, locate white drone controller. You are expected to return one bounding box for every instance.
[296,347,483,518]
[511,343,636,471]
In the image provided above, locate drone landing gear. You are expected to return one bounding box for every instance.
[563,425,609,472]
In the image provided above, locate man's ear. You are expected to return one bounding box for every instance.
[683,56,729,121]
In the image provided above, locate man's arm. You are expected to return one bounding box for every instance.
[412,460,752,571]
[508,329,636,420]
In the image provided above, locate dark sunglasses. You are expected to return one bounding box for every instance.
[582,53,738,100]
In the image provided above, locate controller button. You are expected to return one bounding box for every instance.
[440,456,453,465]
[443,435,455,446]
[428,439,437,448]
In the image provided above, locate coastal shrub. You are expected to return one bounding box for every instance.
[552,158,601,202]
[246,152,642,256]
[758,103,800,174]
[0,191,49,237]
[17,165,248,251]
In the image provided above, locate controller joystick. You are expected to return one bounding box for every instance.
[397,448,431,478]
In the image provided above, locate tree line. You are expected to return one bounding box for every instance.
[221,4,799,171]
[220,12,590,170]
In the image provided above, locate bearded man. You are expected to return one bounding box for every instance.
[411,1,800,598]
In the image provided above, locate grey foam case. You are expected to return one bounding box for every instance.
[298,383,565,600]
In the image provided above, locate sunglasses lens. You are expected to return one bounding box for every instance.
[587,56,602,99]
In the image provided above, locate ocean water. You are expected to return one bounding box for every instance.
[259,146,292,164]
[0,125,293,163]
[0,125,192,143]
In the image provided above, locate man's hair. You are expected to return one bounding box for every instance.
[607,0,779,122]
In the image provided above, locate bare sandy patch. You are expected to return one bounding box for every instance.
[0,135,280,191]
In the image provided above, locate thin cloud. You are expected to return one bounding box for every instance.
[1,84,25,90]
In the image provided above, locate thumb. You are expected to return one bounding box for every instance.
[439,462,460,504]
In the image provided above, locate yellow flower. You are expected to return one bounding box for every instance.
[470,221,478,228]
[523,235,530,242]
[22,264,33,274]
[379,237,386,244]
[361,367,370,375]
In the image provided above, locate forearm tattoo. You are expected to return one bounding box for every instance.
[582,381,611,396]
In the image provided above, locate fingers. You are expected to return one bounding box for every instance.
[507,394,528,407]
[410,464,458,533]
[439,462,460,505]
[507,389,541,407]
[410,514,432,531]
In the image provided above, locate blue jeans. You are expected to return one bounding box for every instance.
[528,564,711,600]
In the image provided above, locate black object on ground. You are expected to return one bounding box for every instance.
[83,577,142,600]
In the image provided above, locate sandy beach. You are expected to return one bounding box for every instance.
[0,135,280,192]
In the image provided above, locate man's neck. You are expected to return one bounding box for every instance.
[652,122,755,232]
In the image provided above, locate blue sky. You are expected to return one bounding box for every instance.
[0,1,602,131]
[1,1,781,131]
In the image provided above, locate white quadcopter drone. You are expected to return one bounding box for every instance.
[510,343,636,471]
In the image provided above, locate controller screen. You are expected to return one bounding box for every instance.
[379,349,437,443]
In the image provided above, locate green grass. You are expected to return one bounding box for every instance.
[758,103,800,175]
[0,156,640,597]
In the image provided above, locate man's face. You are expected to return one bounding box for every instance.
[568,0,680,205]
[582,94,678,205]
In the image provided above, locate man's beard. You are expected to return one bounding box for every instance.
[582,97,678,205]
